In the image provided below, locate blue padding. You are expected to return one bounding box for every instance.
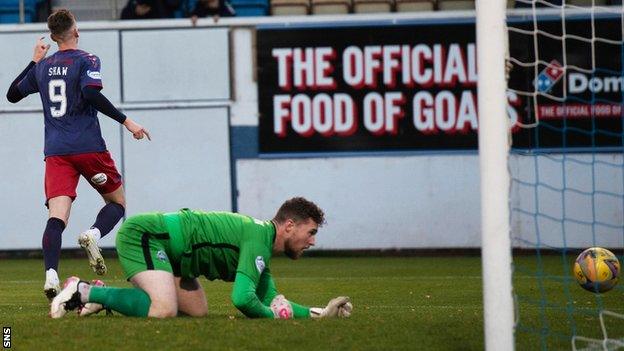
[0,0,39,23]
[0,0,38,6]
[231,4,267,16]
[0,9,34,23]
[231,0,268,4]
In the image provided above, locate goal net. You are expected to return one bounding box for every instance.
[505,2,624,350]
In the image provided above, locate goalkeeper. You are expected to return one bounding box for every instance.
[50,197,352,319]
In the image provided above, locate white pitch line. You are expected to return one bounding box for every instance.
[0,274,591,285]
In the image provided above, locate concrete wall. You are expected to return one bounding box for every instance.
[237,155,482,249]
[510,153,624,249]
[0,23,231,249]
[0,14,622,250]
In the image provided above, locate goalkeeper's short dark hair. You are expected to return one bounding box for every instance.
[273,197,325,226]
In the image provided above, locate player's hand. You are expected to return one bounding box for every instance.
[338,301,353,317]
[270,294,293,319]
[505,59,513,81]
[123,118,151,141]
[310,296,352,318]
[33,37,50,63]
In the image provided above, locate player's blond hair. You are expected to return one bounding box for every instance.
[47,9,76,43]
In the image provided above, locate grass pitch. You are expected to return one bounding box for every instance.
[0,255,622,350]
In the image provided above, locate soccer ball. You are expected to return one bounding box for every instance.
[573,247,620,293]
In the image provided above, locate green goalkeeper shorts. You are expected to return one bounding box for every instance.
[115,213,181,280]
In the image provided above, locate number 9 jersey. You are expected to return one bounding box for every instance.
[17,49,107,157]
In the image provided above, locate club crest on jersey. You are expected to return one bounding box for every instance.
[87,55,99,67]
[157,250,169,262]
[87,70,102,80]
[90,173,107,185]
[255,256,265,273]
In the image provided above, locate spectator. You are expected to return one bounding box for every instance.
[190,0,235,25]
[121,0,181,19]
[163,0,183,17]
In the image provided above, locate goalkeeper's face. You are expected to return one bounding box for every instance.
[284,218,318,259]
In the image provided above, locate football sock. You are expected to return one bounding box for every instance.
[42,217,65,271]
[88,286,151,317]
[91,202,125,239]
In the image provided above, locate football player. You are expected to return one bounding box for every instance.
[6,9,150,300]
[51,197,352,319]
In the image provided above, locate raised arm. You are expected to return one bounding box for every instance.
[6,37,49,103]
[6,62,35,103]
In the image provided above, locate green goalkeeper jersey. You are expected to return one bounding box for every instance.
[166,209,310,319]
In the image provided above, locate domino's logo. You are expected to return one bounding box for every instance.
[534,60,564,93]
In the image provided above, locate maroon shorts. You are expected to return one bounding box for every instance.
[44,151,123,203]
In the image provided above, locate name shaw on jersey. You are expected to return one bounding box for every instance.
[48,66,68,76]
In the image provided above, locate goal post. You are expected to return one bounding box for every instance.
[476,0,515,349]
[479,1,624,349]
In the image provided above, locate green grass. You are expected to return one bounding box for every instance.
[0,255,622,350]
[514,254,624,350]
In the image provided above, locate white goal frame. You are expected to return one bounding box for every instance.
[476,0,515,349]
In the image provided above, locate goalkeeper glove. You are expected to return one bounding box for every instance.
[310,296,352,318]
[270,294,293,319]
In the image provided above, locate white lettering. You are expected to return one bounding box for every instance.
[312,93,333,134]
[272,48,292,90]
[433,44,444,84]
[456,90,478,131]
[384,92,404,133]
[48,66,68,76]
[315,47,335,88]
[568,73,624,93]
[291,94,313,134]
[401,44,412,85]
[413,91,435,132]
[343,46,364,87]
[273,94,291,137]
[293,48,315,89]
[443,44,467,84]
[272,94,357,137]
[467,44,477,82]
[334,93,355,135]
[569,73,587,93]
[364,46,382,87]
[363,92,385,134]
[411,44,433,85]
[382,45,401,86]
[603,76,622,92]
[435,91,456,131]
[412,90,478,133]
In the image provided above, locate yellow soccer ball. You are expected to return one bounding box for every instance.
[573,247,620,293]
